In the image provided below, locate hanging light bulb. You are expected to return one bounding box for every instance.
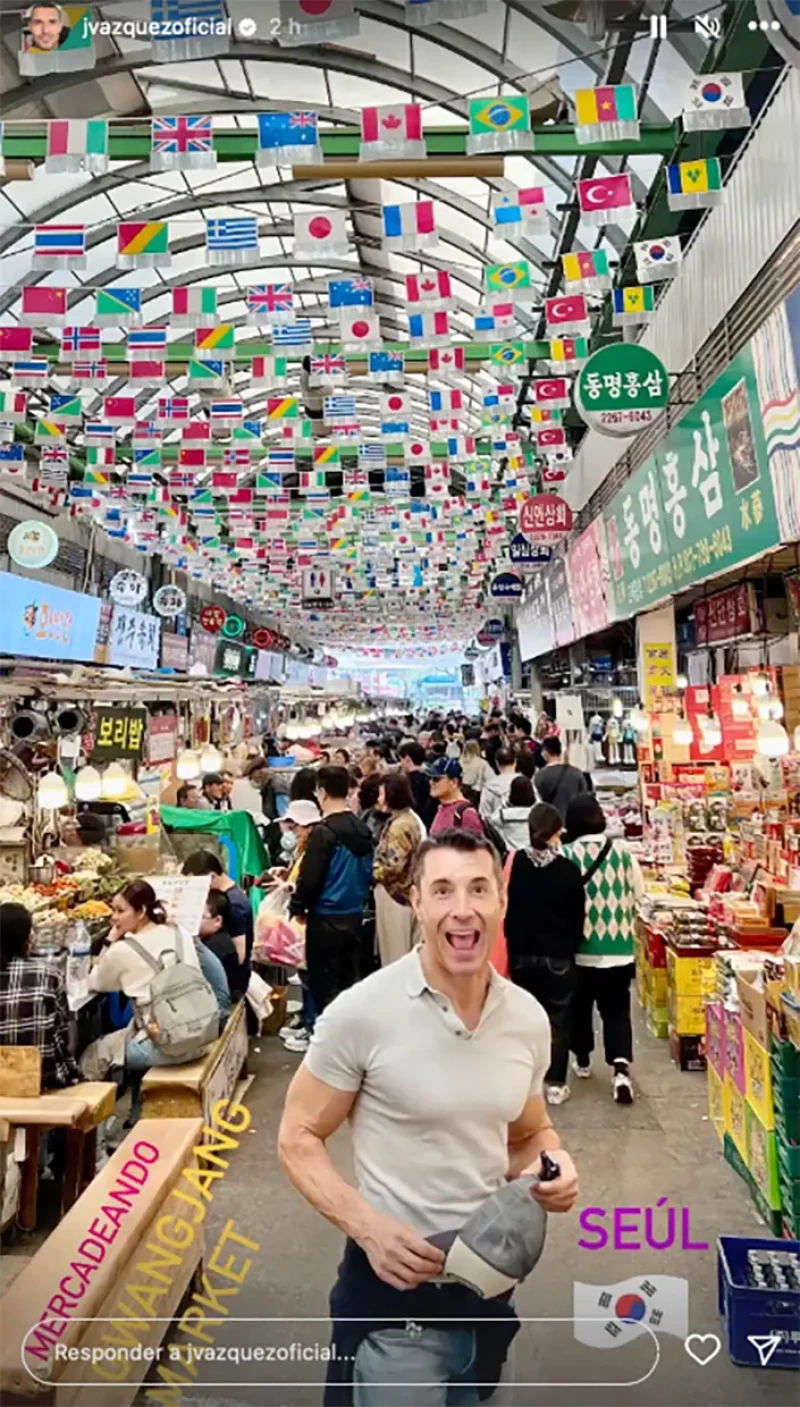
[675,673,688,692]
[701,711,722,747]
[672,713,693,746]
[612,697,623,718]
[101,762,129,800]
[731,684,750,720]
[631,701,650,735]
[757,694,783,721]
[176,749,201,780]
[74,765,102,802]
[756,718,789,758]
[38,771,69,810]
[200,743,223,774]
[751,671,770,697]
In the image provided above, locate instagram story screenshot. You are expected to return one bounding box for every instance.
[0,2,798,1407]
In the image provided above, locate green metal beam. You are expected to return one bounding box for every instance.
[2,122,682,164]
[23,340,550,366]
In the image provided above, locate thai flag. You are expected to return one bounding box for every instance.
[84,421,116,443]
[11,359,49,384]
[268,449,295,468]
[34,225,86,259]
[127,326,168,352]
[247,284,293,318]
[210,400,244,422]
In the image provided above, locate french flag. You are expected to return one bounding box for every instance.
[409,310,450,342]
[382,201,436,246]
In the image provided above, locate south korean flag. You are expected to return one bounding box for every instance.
[573,1276,688,1350]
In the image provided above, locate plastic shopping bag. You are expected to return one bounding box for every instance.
[254,886,306,967]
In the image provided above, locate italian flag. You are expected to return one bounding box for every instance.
[46,121,108,172]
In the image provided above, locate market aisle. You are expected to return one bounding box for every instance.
[158,1005,790,1407]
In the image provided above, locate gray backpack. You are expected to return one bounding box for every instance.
[126,929,219,1060]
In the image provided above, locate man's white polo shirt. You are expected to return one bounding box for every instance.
[304,947,550,1238]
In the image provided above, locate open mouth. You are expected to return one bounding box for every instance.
[445,929,481,952]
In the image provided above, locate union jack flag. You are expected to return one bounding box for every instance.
[310,353,347,381]
[152,116,214,159]
[247,284,293,317]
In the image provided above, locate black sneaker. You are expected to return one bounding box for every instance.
[613,1062,634,1104]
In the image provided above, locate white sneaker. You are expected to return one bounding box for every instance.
[287,973,302,986]
[279,1016,303,1038]
[613,1067,634,1104]
[286,998,303,1014]
[283,1031,310,1053]
[545,1084,570,1106]
[572,1057,592,1078]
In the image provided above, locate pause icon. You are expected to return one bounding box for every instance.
[650,13,669,38]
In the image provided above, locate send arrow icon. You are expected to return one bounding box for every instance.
[747,1332,782,1367]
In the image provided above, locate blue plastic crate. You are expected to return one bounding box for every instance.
[717,1235,800,1369]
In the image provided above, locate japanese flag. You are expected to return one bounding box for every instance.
[294,209,349,257]
[405,439,429,464]
[573,1276,688,1350]
[339,310,381,346]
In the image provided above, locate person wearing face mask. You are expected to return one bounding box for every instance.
[503,804,586,1107]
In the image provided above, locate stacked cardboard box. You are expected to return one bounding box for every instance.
[737,965,800,1237]
[667,941,715,1070]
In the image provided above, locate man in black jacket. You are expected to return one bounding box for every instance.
[398,741,433,826]
[534,736,589,819]
[289,766,374,1016]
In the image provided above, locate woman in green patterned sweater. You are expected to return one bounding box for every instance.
[562,794,644,1105]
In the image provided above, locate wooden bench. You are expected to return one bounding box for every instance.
[0,1118,203,1404]
[141,1000,248,1126]
[0,1082,117,1231]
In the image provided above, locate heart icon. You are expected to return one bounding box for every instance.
[684,1334,722,1367]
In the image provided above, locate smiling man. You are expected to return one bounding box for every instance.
[26,1,67,50]
[278,828,579,1405]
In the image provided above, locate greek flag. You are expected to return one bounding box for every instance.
[206,217,258,267]
[272,319,313,350]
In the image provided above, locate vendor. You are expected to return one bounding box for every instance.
[0,902,81,1089]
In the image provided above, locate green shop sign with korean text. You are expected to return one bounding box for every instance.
[575,344,669,438]
[603,333,785,621]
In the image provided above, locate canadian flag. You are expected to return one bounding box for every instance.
[360,105,426,160]
[406,271,453,308]
[428,347,464,376]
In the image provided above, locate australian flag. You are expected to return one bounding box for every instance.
[257,112,321,165]
[328,277,373,309]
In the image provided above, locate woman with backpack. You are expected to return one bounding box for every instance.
[490,774,536,852]
[90,880,217,1121]
[504,803,586,1106]
[562,794,645,1105]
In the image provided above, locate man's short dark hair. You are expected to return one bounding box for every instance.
[290,767,318,802]
[516,717,532,737]
[0,903,32,964]
[542,735,563,758]
[316,764,350,800]
[496,748,515,769]
[183,849,224,877]
[202,772,223,790]
[412,828,504,888]
[204,890,230,926]
[359,776,381,811]
[399,740,425,767]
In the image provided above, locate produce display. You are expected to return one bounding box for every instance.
[0,849,120,941]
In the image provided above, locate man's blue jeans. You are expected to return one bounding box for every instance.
[353,1326,513,1406]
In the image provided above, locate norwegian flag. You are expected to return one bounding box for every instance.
[360,104,425,161]
[70,359,107,384]
[168,471,196,491]
[134,421,161,447]
[61,326,101,357]
[247,283,294,323]
[151,116,216,170]
[157,396,191,423]
[405,271,453,309]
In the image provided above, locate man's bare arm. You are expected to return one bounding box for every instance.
[278,1066,445,1289]
[507,1093,579,1213]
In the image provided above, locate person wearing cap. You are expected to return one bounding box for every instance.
[429,758,484,837]
[195,772,226,811]
[279,827,579,1405]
